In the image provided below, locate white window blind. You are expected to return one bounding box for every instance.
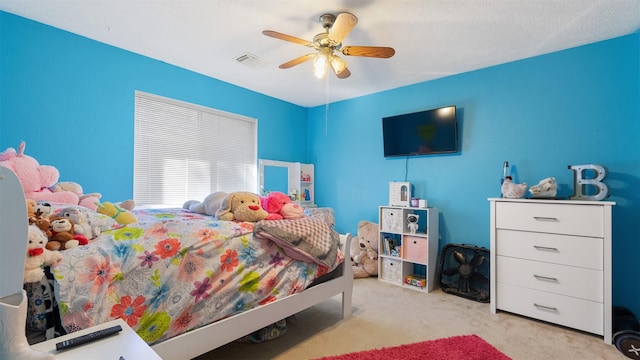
[134,91,257,206]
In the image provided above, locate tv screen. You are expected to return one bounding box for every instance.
[382,105,458,157]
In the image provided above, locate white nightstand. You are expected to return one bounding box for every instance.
[31,318,162,360]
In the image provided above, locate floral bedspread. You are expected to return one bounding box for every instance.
[51,208,339,345]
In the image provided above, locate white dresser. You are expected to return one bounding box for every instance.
[488,198,615,344]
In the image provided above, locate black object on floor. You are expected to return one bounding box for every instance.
[438,244,490,303]
[613,306,640,359]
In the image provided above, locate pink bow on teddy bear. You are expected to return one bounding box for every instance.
[260,191,305,220]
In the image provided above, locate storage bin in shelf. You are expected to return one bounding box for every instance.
[381,258,402,283]
[404,236,428,263]
[378,205,439,292]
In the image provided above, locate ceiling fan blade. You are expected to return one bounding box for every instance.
[336,67,351,79]
[329,12,358,43]
[278,54,315,69]
[342,46,396,58]
[262,30,313,47]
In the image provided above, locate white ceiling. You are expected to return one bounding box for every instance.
[1,1,639,107]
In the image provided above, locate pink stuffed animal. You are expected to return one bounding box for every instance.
[0,142,99,209]
[260,191,304,220]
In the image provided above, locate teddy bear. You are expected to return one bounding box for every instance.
[30,216,52,238]
[529,177,558,198]
[46,216,87,251]
[0,141,100,209]
[350,220,379,278]
[32,201,53,220]
[24,224,62,283]
[56,207,103,240]
[260,191,304,220]
[51,181,101,211]
[26,199,37,220]
[184,191,268,222]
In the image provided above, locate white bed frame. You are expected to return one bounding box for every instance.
[151,234,353,360]
[0,164,352,360]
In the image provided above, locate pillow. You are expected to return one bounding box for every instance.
[303,207,335,227]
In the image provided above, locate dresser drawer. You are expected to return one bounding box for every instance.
[496,282,603,335]
[495,202,603,237]
[404,236,427,263]
[496,229,603,269]
[496,256,603,302]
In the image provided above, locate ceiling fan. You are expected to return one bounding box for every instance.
[262,12,395,79]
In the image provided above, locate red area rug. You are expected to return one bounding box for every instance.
[314,334,511,360]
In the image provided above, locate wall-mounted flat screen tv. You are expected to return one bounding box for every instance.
[382,105,458,157]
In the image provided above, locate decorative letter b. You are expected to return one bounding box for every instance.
[568,164,609,201]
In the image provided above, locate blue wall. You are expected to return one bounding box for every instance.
[309,33,640,317]
[0,11,308,202]
[2,11,639,319]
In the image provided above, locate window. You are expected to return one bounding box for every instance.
[134,91,257,206]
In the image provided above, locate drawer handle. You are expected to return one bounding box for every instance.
[533,216,559,222]
[533,245,559,252]
[533,274,558,282]
[533,303,558,312]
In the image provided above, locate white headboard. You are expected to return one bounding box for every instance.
[0,166,28,298]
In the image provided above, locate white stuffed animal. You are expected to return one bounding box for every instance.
[529,177,558,198]
[501,176,527,199]
[24,225,62,283]
[350,220,379,278]
[57,207,102,240]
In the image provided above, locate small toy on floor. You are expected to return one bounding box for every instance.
[350,220,379,278]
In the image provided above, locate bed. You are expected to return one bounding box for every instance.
[23,203,353,360]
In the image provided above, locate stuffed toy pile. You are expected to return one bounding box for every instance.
[0,141,138,224]
[0,141,101,210]
[184,191,268,222]
[351,220,379,278]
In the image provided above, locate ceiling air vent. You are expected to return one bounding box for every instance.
[235,52,266,68]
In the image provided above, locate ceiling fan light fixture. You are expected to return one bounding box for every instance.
[263,11,394,79]
[330,55,347,75]
[313,47,332,79]
[313,54,327,79]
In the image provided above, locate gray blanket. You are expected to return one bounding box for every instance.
[253,217,339,270]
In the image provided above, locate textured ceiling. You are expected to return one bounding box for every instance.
[1,1,639,107]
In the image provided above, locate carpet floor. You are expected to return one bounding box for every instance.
[312,334,510,360]
[197,277,625,359]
